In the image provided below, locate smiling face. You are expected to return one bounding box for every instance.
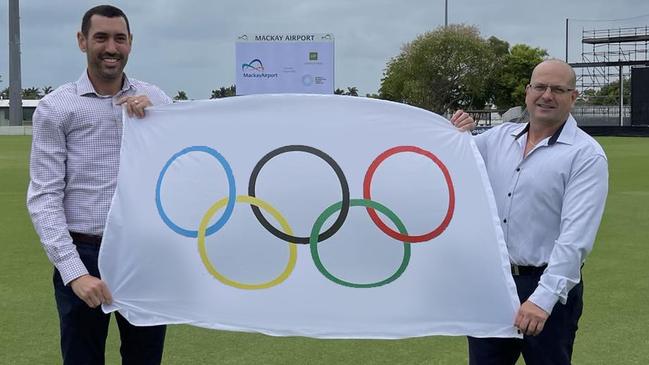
[525,60,578,127]
[77,14,132,93]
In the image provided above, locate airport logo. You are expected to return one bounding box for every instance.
[242,59,264,72]
[242,59,278,79]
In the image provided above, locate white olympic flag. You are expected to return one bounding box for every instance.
[235,34,334,95]
[100,95,521,339]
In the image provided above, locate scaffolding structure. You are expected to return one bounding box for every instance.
[571,26,649,126]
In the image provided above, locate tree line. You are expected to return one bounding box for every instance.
[0,85,54,100]
[172,85,363,100]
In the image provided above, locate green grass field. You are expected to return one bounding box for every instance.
[1,135,647,364]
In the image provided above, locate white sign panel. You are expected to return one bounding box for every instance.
[100,95,521,339]
[235,34,334,95]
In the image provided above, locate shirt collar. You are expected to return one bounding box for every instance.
[75,70,134,97]
[511,114,577,146]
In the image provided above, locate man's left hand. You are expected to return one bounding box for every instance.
[117,95,152,119]
[514,300,550,336]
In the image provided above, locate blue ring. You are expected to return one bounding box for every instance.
[155,146,236,238]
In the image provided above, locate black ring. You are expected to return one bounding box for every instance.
[248,145,350,244]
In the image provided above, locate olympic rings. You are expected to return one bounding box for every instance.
[156,144,455,290]
[363,146,455,243]
[197,195,298,290]
[248,145,350,244]
[155,146,236,238]
[310,199,411,288]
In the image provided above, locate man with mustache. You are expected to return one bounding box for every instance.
[27,5,171,364]
[457,59,608,364]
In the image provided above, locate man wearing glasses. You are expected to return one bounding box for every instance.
[463,59,608,364]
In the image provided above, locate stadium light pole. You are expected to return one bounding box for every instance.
[8,0,23,126]
[445,0,448,27]
[565,18,569,62]
[619,66,624,126]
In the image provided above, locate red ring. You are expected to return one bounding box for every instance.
[363,146,455,243]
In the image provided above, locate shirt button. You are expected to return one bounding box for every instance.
[508,193,512,197]
[516,168,521,172]
[503,219,507,223]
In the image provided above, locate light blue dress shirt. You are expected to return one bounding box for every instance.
[474,115,608,313]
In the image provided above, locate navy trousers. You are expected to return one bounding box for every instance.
[53,240,166,365]
[467,272,584,365]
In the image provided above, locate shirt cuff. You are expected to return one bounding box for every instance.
[57,257,90,286]
[528,285,560,315]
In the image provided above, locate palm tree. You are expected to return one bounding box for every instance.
[22,87,42,99]
[173,90,188,101]
[334,87,359,96]
[345,87,359,96]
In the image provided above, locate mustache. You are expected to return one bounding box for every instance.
[100,52,123,60]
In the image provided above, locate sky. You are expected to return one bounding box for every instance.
[1,0,648,99]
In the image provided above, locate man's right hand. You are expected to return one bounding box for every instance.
[450,109,475,132]
[70,274,113,308]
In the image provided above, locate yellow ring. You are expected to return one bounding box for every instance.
[197,195,297,290]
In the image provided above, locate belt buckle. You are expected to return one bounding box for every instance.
[511,264,520,276]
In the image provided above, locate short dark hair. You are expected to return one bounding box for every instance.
[81,5,131,36]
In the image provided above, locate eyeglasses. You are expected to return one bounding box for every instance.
[527,83,575,95]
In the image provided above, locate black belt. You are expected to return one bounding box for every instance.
[511,264,547,276]
[69,231,103,246]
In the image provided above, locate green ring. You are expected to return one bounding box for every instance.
[309,198,411,288]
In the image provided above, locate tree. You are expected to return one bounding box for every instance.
[487,36,510,58]
[42,86,54,95]
[578,77,631,105]
[334,87,359,96]
[210,85,236,99]
[22,87,42,99]
[173,90,188,101]
[490,44,547,110]
[379,24,497,114]
[345,87,359,96]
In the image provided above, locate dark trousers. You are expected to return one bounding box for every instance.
[467,272,584,365]
[53,240,166,365]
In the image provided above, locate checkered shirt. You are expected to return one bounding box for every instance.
[26,71,172,285]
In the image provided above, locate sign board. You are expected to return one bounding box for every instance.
[235,34,334,95]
